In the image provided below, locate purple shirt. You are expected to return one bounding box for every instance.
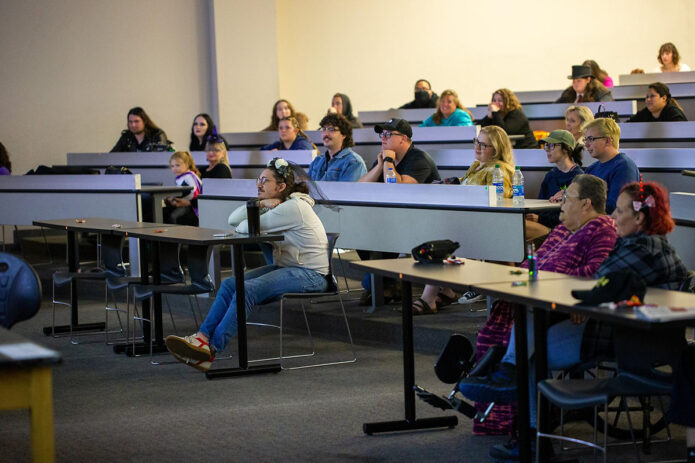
[523,215,617,277]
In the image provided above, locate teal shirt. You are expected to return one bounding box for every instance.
[420,108,473,127]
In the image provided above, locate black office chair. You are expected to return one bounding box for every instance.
[129,243,213,364]
[248,233,356,370]
[0,253,42,329]
[101,234,141,345]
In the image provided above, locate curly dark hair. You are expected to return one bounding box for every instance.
[0,142,11,173]
[266,157,310,201]
[319,113,354,149]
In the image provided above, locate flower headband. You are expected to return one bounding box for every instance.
[268,157,291,179]
[632,175,655,212]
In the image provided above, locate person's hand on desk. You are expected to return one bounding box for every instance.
[259,198,281,209]
[549,191,564,203]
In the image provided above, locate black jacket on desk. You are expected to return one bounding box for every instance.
[399,92,439,109]
[556,86,613,103]
[626,103,688,122]
[110,129,169,152]
[479,108,538,149]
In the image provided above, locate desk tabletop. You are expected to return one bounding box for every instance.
[0,327,62,369]
[118,224,284,245]
[475,278,695,329]
[33,217,171,233]
[351,258,570,291]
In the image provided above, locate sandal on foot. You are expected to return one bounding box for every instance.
[412,297,437,315]
[436,291,459,310]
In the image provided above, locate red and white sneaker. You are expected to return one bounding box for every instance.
[168,350,214,372]
[165,334,213,362]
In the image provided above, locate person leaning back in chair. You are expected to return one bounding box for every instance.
[556,65,613,103]
[164,157,330,372]
[110,106,170,152]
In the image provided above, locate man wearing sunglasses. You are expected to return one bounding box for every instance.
[583,118,640,213]
[308,113,367,182]
[358,118,440,184]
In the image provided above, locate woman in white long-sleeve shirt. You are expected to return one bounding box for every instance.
[164,157,329,371]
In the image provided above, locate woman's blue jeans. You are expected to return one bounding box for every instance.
[200,265,328,353]
[501,311,587,428]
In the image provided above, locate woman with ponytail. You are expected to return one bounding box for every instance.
[627,82,688,122]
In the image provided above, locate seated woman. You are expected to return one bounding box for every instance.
[164,157,330,371]
[460,180,686,454]
[189,113,228,151]
[420,89,474,127]
[564,105,594,143]
[201,136,233,179]
[529,130,585,229]
[653,42,691,73]
[0,142,11,175]
[413,126,515,313]
[583,59,614,88]
[329,93,362,128]
[556,65,613,103]
[110,106,170,152]
[479,89,537,149]
[260,116,316,151]
[263,99,309,131]
[627,82,688,122]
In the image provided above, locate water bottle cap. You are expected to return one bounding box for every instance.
[495,164,500,168]
[388,167,393,170]
[515,166,520,170]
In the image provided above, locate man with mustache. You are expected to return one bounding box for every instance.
[307,113,367,182]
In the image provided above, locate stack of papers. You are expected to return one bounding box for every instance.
[635,305,695,321]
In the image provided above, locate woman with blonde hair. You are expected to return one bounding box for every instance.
[480,88,537,148]
[564,105,594,143]
[260,116,317,151]
[420,89,474,127]
[263,99,309,131]
[413,126,516,313]
[201,136,233,179]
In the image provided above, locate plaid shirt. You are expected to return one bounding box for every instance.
[596,232,688,289]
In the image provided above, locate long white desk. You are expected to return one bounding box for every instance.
[198,179,558,263]
[620,121,695,147]
[66,151,316,185]
[619,71,695,86]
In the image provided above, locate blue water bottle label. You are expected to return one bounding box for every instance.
[386,176,397,184]
[513,185,524,197]
[495,182,504,195]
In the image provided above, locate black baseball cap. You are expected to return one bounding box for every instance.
[571,271,646,305]
[374,118,412,138]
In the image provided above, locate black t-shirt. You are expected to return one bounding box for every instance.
[626,103,688,122]
[372,144,441,184]
[201,163,233,179]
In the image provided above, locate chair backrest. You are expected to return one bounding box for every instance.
[0,253,42,329]
[158,242,185,284]
[613,326,686,382]
[102,234,128,278]
[325,233,340,293]
[186,244,215,292]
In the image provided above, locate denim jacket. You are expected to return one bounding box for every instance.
[307,148,367,182]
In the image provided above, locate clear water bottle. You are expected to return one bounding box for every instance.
[492,164,504,203]
[385,167,397,184]
[513,166,525,206]
[527,243,538,281]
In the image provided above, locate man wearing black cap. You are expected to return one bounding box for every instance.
[358,118,440,184]
[556,65,613,103]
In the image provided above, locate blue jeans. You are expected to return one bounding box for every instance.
[501,311,587,428]
[199,265,328,353]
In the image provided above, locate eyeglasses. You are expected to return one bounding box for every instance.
[561,191,582,204]
[206,147,225,152]
[543,143,559,151]
[256,176,275,185]
[379,131,405,140]
[584,136,607,144]
[473,138,493,150]
[319,126,341,133]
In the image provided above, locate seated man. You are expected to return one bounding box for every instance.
[308,113,367,182]
[459,180,687,461]
[111,106,169,152]
[400,79,439,109]
[583,117,640,213]
[359,118,440,184]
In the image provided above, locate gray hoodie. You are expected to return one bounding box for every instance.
[229,192,329,274]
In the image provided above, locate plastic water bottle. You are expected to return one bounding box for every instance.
[527,243,538,281]
[492,164,504,203]
[385,167,397,184]
[513,166,525,206]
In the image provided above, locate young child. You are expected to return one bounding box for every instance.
[164,151,202,225]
